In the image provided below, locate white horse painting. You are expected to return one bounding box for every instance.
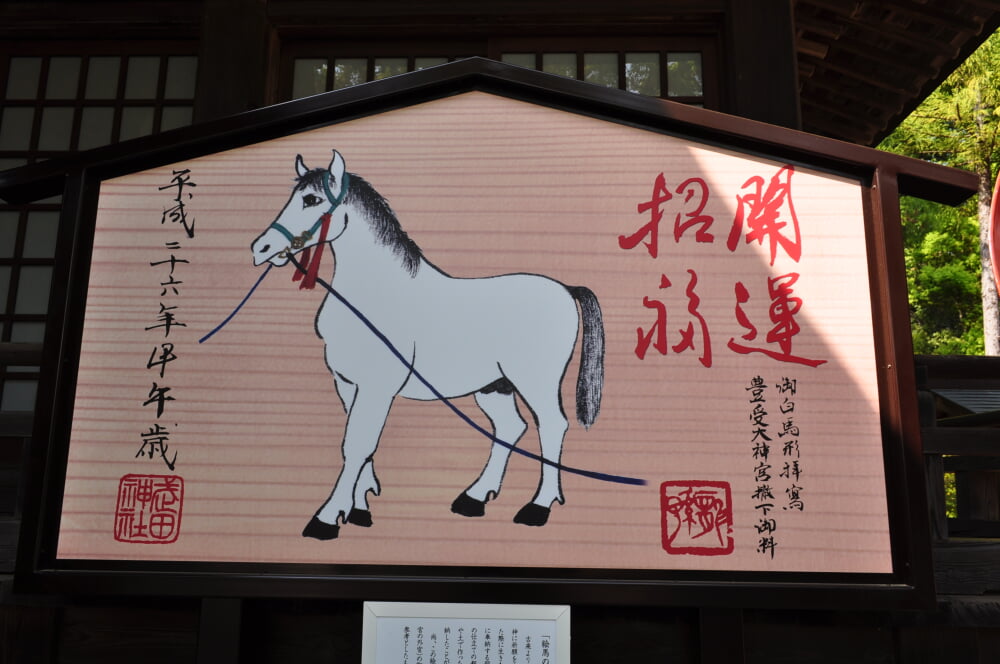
[250,151,605,540]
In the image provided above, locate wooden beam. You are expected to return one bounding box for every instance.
[799,53,920,96]
[796,36,829,59]
[799,107,884,144]
[798,107,875,141]
[943,457,1000,471]
[922,428,1000,456]
[267,0,727,20]
[0,1,200,40]
[880,0,985,33]
[266,0,726,37]
[934,540,1000,595]
[0,344,43,365]
[796,11,957,57]
[795,0,865,19]
[916,355,1000,385]
[799,75,906,115]
[815,36,940,81]
[793,13,846,40]
[952,0,1000,12]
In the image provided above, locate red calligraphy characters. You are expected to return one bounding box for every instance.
[622,165,827,369]
[634,271,712,367]
[726,165,802,266]
[673,269,712,367]
[620,173,716,258]
[728,274,827,367]
[661,480,734,555]
[621,172,672,258]
[114,474,184,543]
[673,177,714,243]
[635,275,669,359]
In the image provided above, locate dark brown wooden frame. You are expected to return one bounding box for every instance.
[0,58,976,608]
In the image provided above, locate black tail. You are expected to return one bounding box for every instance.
[569,286,605,428]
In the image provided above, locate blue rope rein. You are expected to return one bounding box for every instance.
[198,263,273,344]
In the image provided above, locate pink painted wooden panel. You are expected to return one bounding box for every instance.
[57,92,891,574]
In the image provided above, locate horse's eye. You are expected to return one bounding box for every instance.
[302,194,323,208]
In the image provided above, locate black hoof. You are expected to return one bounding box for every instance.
[451,492,486,517]
[513,503,550,526]
[302,516,340,540]
[347,508,373,527]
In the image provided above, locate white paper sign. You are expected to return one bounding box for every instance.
[362,602,570,664]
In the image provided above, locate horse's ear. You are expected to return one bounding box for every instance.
[295,154,309,178]
[328,151,346,191]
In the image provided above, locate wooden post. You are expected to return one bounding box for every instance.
[723,0,801,130]
[194,0,278,123]
[916,363,949,541]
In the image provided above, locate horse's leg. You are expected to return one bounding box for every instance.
[451,388,527,518]
[349,460,380,527]
[511,386,568,527]
[303,389,394,540]
[333,375,379,527]
[333,374,356,413]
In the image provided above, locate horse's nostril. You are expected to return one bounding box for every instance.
[261,244,270,253]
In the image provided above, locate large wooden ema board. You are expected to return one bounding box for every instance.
[58,91,891,576]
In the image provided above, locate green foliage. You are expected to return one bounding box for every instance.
[899,196,983,354]
[944,472,957,519]
[666,54,703,97]
[880,31,1000,176]
[879,30,1000,355]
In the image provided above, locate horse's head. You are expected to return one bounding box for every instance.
[251,150,350,267]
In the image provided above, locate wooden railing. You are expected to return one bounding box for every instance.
[917,354,1000,597]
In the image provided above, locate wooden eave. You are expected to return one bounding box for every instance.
[795,0,1000,145]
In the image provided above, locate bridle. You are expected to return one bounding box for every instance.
[269,171,351,258]
[268,170,351,289]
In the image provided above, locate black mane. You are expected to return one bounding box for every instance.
[296,168,423,276]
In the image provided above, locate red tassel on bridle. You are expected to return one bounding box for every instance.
[292,212,332,290]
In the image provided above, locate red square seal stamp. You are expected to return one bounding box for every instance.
[661,480,734,555]
[114,474,184,544]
